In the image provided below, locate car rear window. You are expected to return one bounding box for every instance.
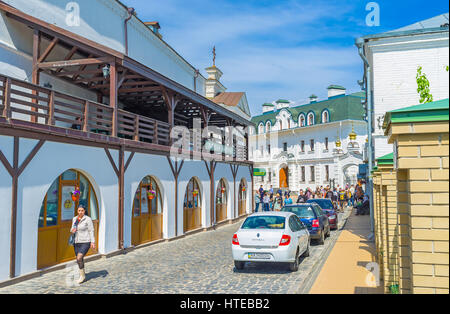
[241,216,286,229]
[307,199,333,209]
[281,206,316,218]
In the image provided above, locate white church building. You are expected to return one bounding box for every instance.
[249,85,368,192]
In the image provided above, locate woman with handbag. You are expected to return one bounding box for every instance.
[70,204,95,284]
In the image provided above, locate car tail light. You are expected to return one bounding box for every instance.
[312,219,320,228]
[279,234,291,246]
[232,233,240,245]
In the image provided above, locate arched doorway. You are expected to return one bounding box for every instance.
[131,176,163,246]
[215,179,228,223]
[238,179,247,216]
[343,164,359,186]
[279,166,289,188]
[37,169,99,269]
[183,178,202,232]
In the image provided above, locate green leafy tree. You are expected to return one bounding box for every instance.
[416,66,433,104]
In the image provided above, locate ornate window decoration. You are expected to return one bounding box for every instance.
[298,113,306,127]
[258,122,265,134]
[321,109,330,123]
[307,111,315,126]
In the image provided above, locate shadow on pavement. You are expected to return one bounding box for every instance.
[85,270,109,282]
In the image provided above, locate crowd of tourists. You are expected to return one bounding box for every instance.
[254,183,368,213]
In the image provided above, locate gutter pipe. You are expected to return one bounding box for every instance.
[356,37,375,237]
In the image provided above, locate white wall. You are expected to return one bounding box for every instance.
[368,31,449,158]
[2,0,206,94]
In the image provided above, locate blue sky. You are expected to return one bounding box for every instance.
[122,0,449,116]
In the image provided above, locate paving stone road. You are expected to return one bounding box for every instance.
[0,209,351,294]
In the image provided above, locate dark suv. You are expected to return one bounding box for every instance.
[281,204,330,244]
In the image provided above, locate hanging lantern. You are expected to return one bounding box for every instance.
[147,189,156,200]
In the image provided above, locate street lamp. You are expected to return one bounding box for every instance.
[102,65,110,78]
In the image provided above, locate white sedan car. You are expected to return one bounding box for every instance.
[231,211,310,271]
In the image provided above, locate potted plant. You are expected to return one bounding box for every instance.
[192,189,199,197]
[71,186,81,202]
[147,189,156,200]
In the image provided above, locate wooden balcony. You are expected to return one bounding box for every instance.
[0,74,248,162]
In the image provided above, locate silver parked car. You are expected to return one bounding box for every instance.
[231,211,310,271]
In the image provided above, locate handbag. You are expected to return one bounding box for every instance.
[68,218,81,246]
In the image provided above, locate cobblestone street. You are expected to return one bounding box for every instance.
[0,210,350,294]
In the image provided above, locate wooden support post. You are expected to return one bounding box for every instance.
[134,115,139,141]
[48,91,55,126]
[32,29,41,123]
[109,61,118,137]
[167,157,184,237]
[118,146,125,250]
[2,77,11,118]
[0,138,45,278]
[83,100,89,132]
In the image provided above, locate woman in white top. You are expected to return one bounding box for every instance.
[70,204,95,284]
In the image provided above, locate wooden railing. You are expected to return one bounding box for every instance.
[0,74,170,146]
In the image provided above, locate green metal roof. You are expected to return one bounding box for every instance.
[377,152,394,166]
[251,92,366,131]
[327,85,346,90]
[276,99,290,104]
[383,98,449,129]
[262,103,275,107]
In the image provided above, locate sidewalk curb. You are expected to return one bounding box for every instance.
[296,207,353,294]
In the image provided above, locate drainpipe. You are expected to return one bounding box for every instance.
[194,69,199,93]
[356,37,375,237]
[124,7,135,55]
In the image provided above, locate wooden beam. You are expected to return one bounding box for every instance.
[37,37,59,63]
[104,148,119,177]
[37,56,113,69]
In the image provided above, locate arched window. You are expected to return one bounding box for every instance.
[184,178,202,232]
[307,112,315,126]
[238,179,247,216]
[299,114,306,127]
[38,169,99,269]
[279,120,283,130]
[216,179,228,223]
[265,121,271,132]
[132,176,163,245]
[322,110,330,123]
[258,123,264,134]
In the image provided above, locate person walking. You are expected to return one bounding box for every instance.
[70,204,95,284]
[284,194,293,205]
[259,185,264,200]
[269,185,274,199]
[273,193,284,211]
[297,189,305,203]
[254,192,261,212]
[262,192,271,212]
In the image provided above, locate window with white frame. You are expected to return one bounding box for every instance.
[307,112,315,126]
[322,110,330,123]
[258,123,264,134]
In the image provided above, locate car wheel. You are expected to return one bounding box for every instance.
[289,250,299,272]
[326,226,331,238]
[302,243,310,257]
[318,230,325,245]
[234,261,245,270]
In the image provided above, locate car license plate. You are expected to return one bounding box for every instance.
[248,253,271,260]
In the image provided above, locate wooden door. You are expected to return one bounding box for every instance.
[216,180,227,223]
[132,178,163,246]
[37,170,99,270]
[279,167,288,188]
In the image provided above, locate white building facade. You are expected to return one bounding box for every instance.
[358,13,449,159]
[250,86,367,192]
[0,0,252,282]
